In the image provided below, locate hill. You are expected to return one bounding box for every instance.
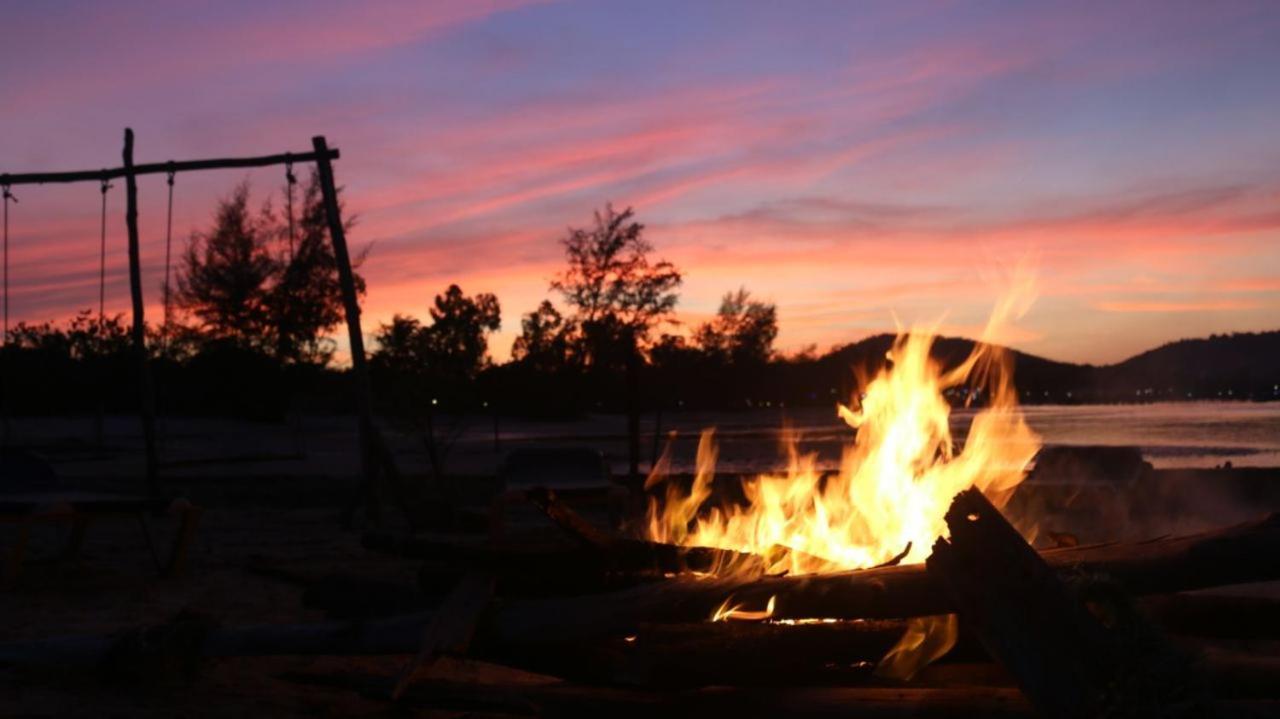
[814,330,1280,403]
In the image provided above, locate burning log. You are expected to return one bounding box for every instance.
[594,511,1280,626]
[926,488,1201,718]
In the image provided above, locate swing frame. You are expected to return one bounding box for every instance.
[0,130,390,516]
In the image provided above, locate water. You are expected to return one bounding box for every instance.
[479,402,1280,475]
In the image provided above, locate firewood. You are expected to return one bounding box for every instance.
[526,486,618,548]
[480,618,908,687]
[1141,593,1280,640]
[363,529,762,578]
[374,512,1280,628]
[925,488,1202,719]
[284,671,1280,717]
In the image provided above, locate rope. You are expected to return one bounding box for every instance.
[285,156,297,262]
[98,176,113,332]
[162,166,175,348]
[2,183,14,346]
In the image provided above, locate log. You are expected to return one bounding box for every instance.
[595,511,1280,626]
[363,530,761,579]
[483,618,908,688]
[1141,594,1280,640]
[392,570,495,698]
[527,486,618,548]
[283,672,1280,718]
[6,607,1280,697]
[373,512,1280,629]
[282,670,1037,717]
[926,488,1201,719]
[0,610,907,689]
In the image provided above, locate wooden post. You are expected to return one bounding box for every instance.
[122,129,160,497]
[311,135,381,521]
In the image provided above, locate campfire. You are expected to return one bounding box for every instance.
[645,275,1040,675]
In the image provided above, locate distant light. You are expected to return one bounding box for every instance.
[431,398,438,406]
[482,401,489,408]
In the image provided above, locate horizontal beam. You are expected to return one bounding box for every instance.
[0,147,340,187]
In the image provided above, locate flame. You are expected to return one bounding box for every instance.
[711,594,777,622]
[645,269,1040,676]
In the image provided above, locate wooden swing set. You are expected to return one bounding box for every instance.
[0,129,390,515]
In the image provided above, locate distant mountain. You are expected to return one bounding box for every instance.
[815,330,1280,403]
[1096,331,1280,400]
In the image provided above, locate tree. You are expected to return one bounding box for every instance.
[511,300,576,372]
[176,176,365,365]
[551,203,682,483]
[269,170,365,365]
[694,288,778,365]
[551,204,682,367]
[176,182,278,348]
[422,284,502,380]
[372,285,501,381]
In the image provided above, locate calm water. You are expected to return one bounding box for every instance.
[488,402,1280,474]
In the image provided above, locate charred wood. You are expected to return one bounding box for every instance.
[926,488,1202,719]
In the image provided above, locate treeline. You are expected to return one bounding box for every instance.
[3,189,1277,421]
[2,172,358,418]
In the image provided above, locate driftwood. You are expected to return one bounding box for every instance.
[926,488,1200,718]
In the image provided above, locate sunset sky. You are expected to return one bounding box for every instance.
[2,1,1278,365]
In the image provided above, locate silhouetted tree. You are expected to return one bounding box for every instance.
[371,315,427,375]
[511,300,577,372]
[694,287,777,365]
[372,285,501,382]
[176,182,277,349]
[269,171,364,365]
[551,204,682,367]
[551,204,681,482]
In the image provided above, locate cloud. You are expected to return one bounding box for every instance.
[1093,299,1263,313]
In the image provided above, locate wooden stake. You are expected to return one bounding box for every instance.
[122,129,159,497]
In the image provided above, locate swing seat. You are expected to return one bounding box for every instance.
[0,448,201,584]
